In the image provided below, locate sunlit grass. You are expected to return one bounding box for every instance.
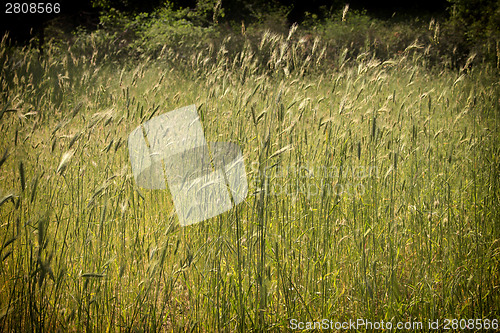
[0,27,499,331]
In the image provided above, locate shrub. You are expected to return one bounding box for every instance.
[444,0,500,68]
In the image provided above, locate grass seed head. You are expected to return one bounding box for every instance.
[0,148,8,169]
[56,150,74,175]
[19,161,25,192]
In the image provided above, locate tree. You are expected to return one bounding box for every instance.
[447,0,500,41]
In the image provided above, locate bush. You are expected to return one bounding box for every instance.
[444,0,500,68]
[32,0,500,74]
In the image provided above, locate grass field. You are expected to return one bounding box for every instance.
[0,28,499,331]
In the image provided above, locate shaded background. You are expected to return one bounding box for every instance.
[0,0,450,44]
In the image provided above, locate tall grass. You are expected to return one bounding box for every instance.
[0,25,499,331]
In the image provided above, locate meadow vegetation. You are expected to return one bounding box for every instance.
[0,5,499,331]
